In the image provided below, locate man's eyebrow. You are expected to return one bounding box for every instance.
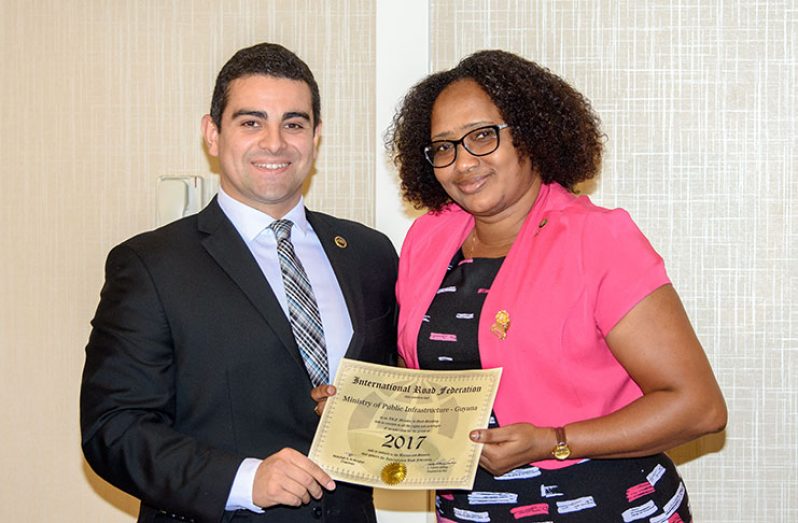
[229,110,311,123]
[283,111,311,122]
[231,109,267,120]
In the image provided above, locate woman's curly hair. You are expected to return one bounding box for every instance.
[386,50,604,211]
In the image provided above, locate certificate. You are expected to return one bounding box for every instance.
[308,358,502,490]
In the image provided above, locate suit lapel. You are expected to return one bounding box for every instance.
[306,210,366,358]
[197,199,305,370]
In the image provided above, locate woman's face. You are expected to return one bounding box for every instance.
[429,79,539,220]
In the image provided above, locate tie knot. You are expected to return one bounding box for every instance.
[269,219,294,241]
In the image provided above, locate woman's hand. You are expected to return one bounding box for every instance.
[470,423,553,476]
[309,384,337,416]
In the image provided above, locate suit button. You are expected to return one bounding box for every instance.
[312,505,323,519]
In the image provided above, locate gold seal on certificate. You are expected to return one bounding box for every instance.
[308,358,502,490]
[380,462,407,485]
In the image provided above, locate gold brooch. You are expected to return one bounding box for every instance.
[490,310,511,340]
[380,462,407,485]
[334,235,348,248]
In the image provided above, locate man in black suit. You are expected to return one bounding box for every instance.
[80,43,397,523]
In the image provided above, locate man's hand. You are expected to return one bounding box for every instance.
[252,448,335,508]
[310,384,337,416]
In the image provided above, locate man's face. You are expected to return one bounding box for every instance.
[203,75,321,218]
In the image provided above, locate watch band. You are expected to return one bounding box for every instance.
[551,426,571,460]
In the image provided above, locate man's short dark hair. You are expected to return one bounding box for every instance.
[210,43,321,129]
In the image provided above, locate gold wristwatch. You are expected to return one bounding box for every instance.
[551,426,571,460]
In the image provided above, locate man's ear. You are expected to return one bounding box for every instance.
[201,114,219,157]
[312,120,323,158]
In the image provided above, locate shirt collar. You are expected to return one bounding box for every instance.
[216,188,310,242]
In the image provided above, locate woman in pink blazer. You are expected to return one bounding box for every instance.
[385,50,726,522]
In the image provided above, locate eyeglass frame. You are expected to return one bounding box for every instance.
[423,123,510,168]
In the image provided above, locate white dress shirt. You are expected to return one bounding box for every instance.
[215,188,353,512]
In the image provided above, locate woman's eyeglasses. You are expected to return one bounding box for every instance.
[423,124,510,168]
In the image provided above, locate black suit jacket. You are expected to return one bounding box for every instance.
[81,199,398,523]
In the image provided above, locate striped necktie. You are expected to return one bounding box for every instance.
[269,219,329,386]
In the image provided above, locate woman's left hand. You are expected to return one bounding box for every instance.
[470,423,551,476]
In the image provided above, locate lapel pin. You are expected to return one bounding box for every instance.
[535,218,548,237]
[334,235,348,248]
[490,310,511,340]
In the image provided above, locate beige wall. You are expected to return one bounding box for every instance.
[1,1,796,522]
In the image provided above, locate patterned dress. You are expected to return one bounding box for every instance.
[417,250,692,523]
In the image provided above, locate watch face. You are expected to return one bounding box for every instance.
[553,444,571,460]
